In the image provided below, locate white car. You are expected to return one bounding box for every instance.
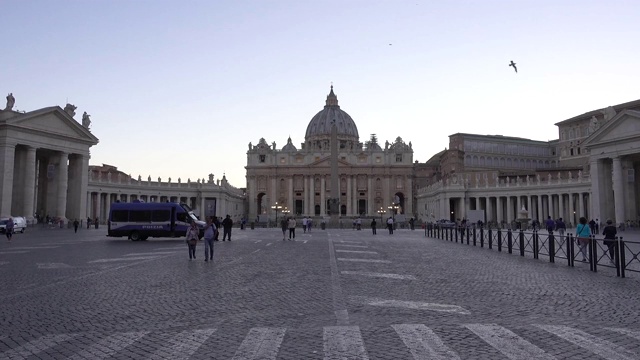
[0,217,27,234]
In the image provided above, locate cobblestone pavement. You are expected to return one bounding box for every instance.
[1,226,640,359]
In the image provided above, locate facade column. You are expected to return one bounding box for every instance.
[516,195,522,214]
[23,146,37,222]
[405,177,413,216]
[537,195,543,222]
[547,195,553,220]
[568,193,575,227]
[589,159,602,222]
[346,175,352,215]
[0,143,16,217]
[95,193,102,222]
[506,196,513,223]
[288,177,294,213]
[56,152,69,222]
[320,176,326,216]
[303,176,309,215]
[310,176,315,215]
[578,192,585,218]
[352,176,358,215]
[367,177,373,216]
[612,156,625,226]
[496,196,503,224]
[248,177,256,219]
[486,196,493,223]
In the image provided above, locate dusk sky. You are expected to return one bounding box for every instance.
[3,0,639,188]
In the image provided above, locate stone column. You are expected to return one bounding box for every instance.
[320,176,326,216]
[78,155,90,218]
[56,152,69,222]
[547,194,553,220]
[352,176,358,215]
[95,193,102,222]
[537,195,543,221]
[248,176,256,219]
[568,193,575,226]
[506,196,514,223]
[516,195,522,214]
[612,156,625,226]
[496,197,503,224]
[367,177,373,216]
[0,143,16,217]
[578,192,585,218]
[406,177,413,216]
[309,175,316,216]
[486,196,493,223]
[288,177,294,213]
[303,176,309,215]
[346,175,352,215]
[22,146,37,222]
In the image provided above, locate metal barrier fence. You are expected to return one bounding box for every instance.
[424,225,640,278]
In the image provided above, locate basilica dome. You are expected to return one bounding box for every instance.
[304,86,359,143]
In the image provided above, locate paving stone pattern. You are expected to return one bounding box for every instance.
[1,226,640,359]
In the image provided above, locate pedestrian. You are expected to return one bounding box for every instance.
[288,217,297,240]
[94,217,99,229]
[356,217,362,230]
[387,217,394,235]
[221,214,233,241]
[307,218,312,232]
[203,217,216,262]
[87,216,91,229]
[576,217,591,262]
[5,217,14,242]
[371,218,377,235]
[409,217,415,230]
[602,219,617,265]
[302,216,308,233]
[545,216,555,233]
[73,219,79,233]
[589,219,596,234]
[186,221,199,260]
[555,217,566,239]
[280,217,288,240]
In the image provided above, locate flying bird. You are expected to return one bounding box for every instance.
[509,60,517,73]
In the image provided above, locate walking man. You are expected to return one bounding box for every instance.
[203,217,216,262]
[73,219,79,233]
[387,217,394,235]
[5,217,14,242]
[288,217,297,240]
[221,215,233,241]
[371,218,377,235]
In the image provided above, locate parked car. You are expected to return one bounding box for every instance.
[0,217,27,233]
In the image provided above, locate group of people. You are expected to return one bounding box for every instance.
[185,215,234,261]
[575,216,619,264]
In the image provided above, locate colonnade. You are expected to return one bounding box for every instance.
[0,142,89,222]
[424,190,591,227]
[249,174,413,219]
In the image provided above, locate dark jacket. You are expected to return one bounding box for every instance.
[222,217,233,229]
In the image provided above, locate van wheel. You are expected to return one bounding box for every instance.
[130,231,141,241]
[21,228,25,233]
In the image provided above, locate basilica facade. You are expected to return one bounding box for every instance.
[245,87,415,222]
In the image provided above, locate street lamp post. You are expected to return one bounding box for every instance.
[282,207,290,218]
[271,202,283,224]
[377,207,386,222]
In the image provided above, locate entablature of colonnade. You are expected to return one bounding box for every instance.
[417,173,591,198]
[0,106,98,151]
[584,109,640,160]
[88,175,245,199]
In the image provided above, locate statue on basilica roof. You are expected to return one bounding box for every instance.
[5,93,15,110]
[82,112,91,129]
[64,103,77,117]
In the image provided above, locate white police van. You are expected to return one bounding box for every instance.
[0,216,27,234]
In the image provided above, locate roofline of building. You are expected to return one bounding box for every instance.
[554,98,640,126]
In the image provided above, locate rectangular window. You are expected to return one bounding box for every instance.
[130,210,152,222]
[396,154,402,162]
[259,155,266,163]
[151,210,170,222]
[111,210,128,222]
